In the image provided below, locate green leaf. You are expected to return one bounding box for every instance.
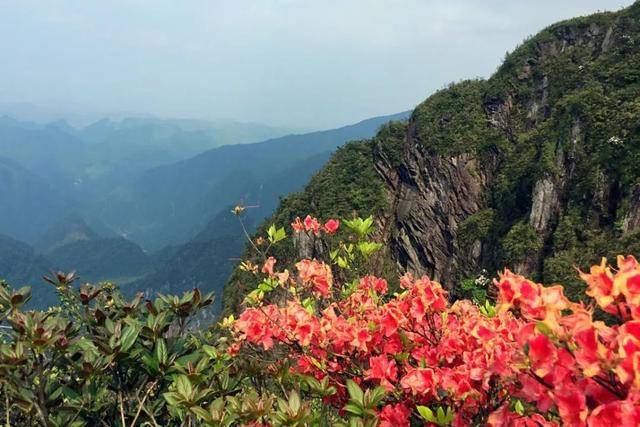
[175,375,193,400]
[141,352,160,373]
[356,241,382,258]
[535,321,554,337]
[202,344,218,359]
[345,379,364,405]
[190,405,211,421]
[288,390,301,413]
[119,324,140,352]
[155,338,167,366]
[344,216,375,239]
[163,392,183,406]
[61,387,81,401]
[301,297,315,315]
[343,403,364,416]
[417,406,435,422]
[337,256,350,269]
[267,224,287,244]
[365,386,386,408]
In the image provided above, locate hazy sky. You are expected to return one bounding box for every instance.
[0,1,631,129]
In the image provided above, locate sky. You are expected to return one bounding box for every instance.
[0,0,632,130]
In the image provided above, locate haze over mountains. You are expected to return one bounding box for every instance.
[0,109,409,308]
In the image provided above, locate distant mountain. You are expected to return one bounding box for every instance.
[45,237,151,284]
[0,224,150,308]
[0,234,50,286]
[0,234,57,307]
[0,117,89,192]
[0,115,290,244]
[75,117,290,183]
[38,216,152,285]
[36,214,108,253]
[93,111,411,249]
[131,209,250,312]
[0,214,153,307]
[0,156,72,243]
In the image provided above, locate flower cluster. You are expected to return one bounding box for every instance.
[292,215,340,235]
[233,249,640,425]
[492,256,640,426]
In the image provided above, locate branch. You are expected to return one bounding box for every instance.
[118,392,126,427]
[5,389,10,427]
[130,381,157,427]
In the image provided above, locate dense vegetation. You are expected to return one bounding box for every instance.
[2,214,640,425]
[223,138,394,313]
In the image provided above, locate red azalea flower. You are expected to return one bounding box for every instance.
[323,218,340,234]
[378,403,410,427]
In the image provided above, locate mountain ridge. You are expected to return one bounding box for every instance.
[224,2,640,312]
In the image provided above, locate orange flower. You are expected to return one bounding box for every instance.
[261,257,276,277]
[581,257,617,310]
[295,259,333,297]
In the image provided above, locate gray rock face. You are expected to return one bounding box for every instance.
[375,127,488,287]
[529,177,560,234]
[622,185,640,235]
[365,19,618,286]
[292,231,326,260]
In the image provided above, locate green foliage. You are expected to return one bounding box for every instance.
[375,120,408,168]
[344,216,375,239]
[340,380,386,426]
[457,209,496,248]
[267,224,287,244]
[0,272,253,426]
[412,79,508,157]
[417,405,455,426]
[459,271,491,305]
[501,221,542,265]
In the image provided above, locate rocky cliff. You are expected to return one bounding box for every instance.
[224,2,640,310]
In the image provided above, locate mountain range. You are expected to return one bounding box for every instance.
[0,111,409,308]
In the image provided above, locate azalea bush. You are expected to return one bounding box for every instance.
[2,212,640,426]
[228,214,640,426]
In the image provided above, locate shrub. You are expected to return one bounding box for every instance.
[2,213,640,425]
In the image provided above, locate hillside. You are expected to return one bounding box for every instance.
[224,2,640,311]
[0,234,49,286]
[92,111,410,249]
[0,116,288,244]
[0,234,58,306]
[0,215,155,307]
[0,156,72,243]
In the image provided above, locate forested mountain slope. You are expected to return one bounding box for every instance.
[225,2,640,311]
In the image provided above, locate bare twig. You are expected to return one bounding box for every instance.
[5,389,10,427]
[130,381,158,427]
[118,392,126,427]
[237,216,265,260]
